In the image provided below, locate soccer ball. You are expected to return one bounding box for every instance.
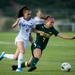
[61,62,71,72]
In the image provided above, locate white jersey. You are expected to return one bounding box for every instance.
[34,16,44,25]
[16,17,35,40]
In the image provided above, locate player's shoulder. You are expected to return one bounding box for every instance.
[19,17,24,22]
[36,24,44,26]
[29,18,35,24]
[19,17,23,20]
[36,24,44,28]
[34,16,38,20]
[19,17,33,21]
[30,18,34,21]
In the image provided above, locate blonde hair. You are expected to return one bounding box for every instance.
[36,9,44,18]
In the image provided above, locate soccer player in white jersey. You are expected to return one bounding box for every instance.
[34,9,45,25]
[0,6,44,72]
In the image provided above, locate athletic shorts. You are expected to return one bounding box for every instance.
[31,41,43,56]
[15,36,29,50]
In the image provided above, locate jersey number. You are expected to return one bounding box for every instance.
[43,37,46,42]
[26,28,29,33]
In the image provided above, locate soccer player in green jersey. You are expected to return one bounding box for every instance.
[12,16,75,72]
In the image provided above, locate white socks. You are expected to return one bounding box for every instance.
[4,53,24,69]
[18,53,24,68]
[4,54,14,60]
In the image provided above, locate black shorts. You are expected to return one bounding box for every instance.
[31,41,43,56]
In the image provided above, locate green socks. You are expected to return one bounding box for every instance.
[21,62,28,67]
[21,62,25,67]
[30,57,39,68]
[21,57,39,68]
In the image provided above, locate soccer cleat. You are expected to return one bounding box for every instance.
[0,52,6,60]
[28,66,36,72]
[12,65,17,71]
[16,68,22,72]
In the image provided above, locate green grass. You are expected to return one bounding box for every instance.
[0,32,75,75]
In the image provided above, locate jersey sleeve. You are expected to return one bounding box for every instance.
[32,19,36,28]
[18,17,23,25]
[52,27,59,36]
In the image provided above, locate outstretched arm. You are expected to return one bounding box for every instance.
[12,18,20,28]
[32,28,45,35]
[57,33,75,40]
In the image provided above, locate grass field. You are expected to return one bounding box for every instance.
[0,32,75,75]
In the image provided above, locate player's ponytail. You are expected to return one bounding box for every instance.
[17,5,30,18]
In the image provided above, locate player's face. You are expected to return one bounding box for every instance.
[46,20,54,28]
[23,10,31,20]
[37,11,43,18]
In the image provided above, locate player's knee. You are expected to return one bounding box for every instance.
[34,56,40,59]
[14,57,18,60]
[33,52,41,59]
[20,50,25,54]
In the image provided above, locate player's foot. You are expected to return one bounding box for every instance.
[28,66,36,72]
[0,52,6,60]
[16,68,22,72]
[12,65,17,71]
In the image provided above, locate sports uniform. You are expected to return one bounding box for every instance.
[11,17,75,72]
[15,17,35,49]
[34,16,44,25]
[34,17,45,39]
[31,24,59,55]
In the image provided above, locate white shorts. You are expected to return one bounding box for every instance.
[15,36,29,50]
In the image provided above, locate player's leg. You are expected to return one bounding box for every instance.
[14,49,19,60]
[21,56,34,67]
[28,48,42,72]
[16,40,29,72]
[27,56,34,66]
[12,56,34,70]
[0,48,19,61]
[11,49,20,70]
[16,41,25,72]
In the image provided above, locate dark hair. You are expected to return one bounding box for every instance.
[41,15,52,20]
[17,6,30,18]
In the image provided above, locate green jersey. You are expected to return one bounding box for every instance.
[31,24,59,52]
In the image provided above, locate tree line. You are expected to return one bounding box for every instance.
[0,0,75,9]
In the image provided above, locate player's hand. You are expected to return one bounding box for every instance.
[39,31,45,36]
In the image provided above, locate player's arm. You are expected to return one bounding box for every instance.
[29,33,33,43]
[32,28,45,35]
[12,18,20,28]
[57,33,75,40]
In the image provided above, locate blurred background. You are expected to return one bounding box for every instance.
[0,0,75,32]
